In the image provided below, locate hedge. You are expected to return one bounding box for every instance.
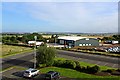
[53,59,100,74]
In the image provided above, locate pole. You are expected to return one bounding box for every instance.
[34,36,37,68]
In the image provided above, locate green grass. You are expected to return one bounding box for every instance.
[55,57,116,70]
[40,67,119,79]
[1,44,33,58]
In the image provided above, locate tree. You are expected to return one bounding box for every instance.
[36,46,57,67]
[22,33,44,44]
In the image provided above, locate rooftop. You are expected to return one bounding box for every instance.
[58,36,87,41]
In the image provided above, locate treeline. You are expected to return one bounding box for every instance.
[102,35,120,42]
[2,33,59,45]
[2,33,47,44]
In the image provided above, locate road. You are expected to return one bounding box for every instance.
[57,50,119,68]
[2,50,120,70]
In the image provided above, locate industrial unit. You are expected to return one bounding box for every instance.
[57,36,99,47]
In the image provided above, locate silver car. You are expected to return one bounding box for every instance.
[23,68,39,78]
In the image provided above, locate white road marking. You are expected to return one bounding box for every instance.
[96,61,101,65]
[112,64,118,68]
[104,63,108,66]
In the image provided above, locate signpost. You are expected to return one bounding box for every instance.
[34,36,37,68]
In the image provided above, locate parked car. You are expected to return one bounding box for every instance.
[23,68,39,78]
[45,71,60,80]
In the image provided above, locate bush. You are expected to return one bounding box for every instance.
[39,64,47,68]
[53,60,65,67]
[86,66,91,73]
[53,60,76,69]
[74,61,81,71]
[64,60,76,69]
[53,59,100,74]
[80,66,86,72]
[90,65,100,74]
[117,68,120,72]
[106,69,115,73]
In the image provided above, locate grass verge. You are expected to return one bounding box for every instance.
[1,49,34,58]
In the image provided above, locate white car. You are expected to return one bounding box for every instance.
[23,68,39,78]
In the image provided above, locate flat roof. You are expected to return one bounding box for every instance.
[58,36,87,41]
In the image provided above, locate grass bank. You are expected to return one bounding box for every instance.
[1,44,33,58]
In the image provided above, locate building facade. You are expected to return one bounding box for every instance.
[75,38,99,46]
[57,36,99,47]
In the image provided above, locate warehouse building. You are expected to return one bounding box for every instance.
[57,36,99,47]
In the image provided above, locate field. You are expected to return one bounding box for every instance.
[1,44,33,58]
[40,67,119,79]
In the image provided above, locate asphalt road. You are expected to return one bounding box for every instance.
[2,52,35,70]
[57,50,119,68]
[2,50,120,71]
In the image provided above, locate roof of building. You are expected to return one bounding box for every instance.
[28,41,44,45]
[58,36,87,41]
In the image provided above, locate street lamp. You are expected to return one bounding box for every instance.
[34,36,37,68]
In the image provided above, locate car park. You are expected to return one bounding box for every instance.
[23,68,39,78]
[45,71,60,80]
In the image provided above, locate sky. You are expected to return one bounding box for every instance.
[2,2,118,33]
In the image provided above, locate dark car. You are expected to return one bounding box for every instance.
[45,71,60,80]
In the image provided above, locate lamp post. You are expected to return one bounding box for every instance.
[34,36,37,69]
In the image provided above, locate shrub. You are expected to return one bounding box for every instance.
[80,66,86,72]
[106,69,115,73]
[117,68,120,72]
[53,60,65,67]
[86,66,91,73]
[39,64,47,68]
[53,59,100,74]
[64,60,76,69]
[90,65,100,74]
[74,61,81,71]
[53,60,76,69]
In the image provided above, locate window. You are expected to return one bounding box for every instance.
[86,38,89,40]
[31,70,37,72]
[89,44,91,46]
[83,44,85,46]
[25,71,29,73]
[79,44,82,46]
[86,44,88,46]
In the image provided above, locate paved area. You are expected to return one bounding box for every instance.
[2,53,34,70]
[57,50,120,68]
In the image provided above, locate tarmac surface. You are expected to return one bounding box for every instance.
[57,50,120,68]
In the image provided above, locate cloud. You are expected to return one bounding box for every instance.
[22,2,118,33]
[2,2,118,33]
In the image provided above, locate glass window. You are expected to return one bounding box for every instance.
[83,44,85,46]
[86,44,88,46]
[89,44,91,46]
[79,44,82,46]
